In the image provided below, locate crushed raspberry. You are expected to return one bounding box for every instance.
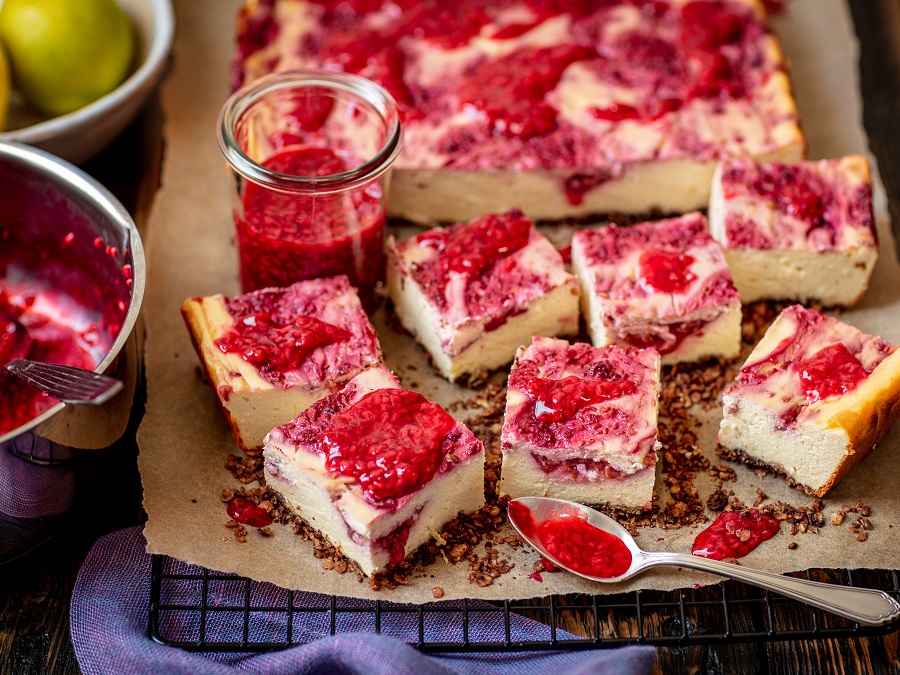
[796,343,867,403]
[691,509,779,560]
[216,313,352,380]
[520,375,637,424]
[373,518,414,567]
[638,250,697,293]
[320,388,457,505]
[459,45,596,138]
[237,146,385,297]
[619,320,706,355]
[724,216,774,249]
[398,1,489,48]
[412,210,533,310]
[564,172,611,206]
[227,497,273,528]
[232,0,278,89]
[530,453,630,480]
[681,1,746,51]
[588,104,640,122]
[538,513,632,578]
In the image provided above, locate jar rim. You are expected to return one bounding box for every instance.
[217,70,403,194]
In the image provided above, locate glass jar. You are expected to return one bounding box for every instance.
[217,70,402,302]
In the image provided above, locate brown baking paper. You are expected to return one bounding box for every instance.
[139,0,900,602]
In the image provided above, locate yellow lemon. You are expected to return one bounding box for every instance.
[0,0,135,117]
[0,41,9,130]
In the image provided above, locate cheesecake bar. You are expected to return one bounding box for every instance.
[386,209,579,382]
[571,213,742,364]
[263,366,485,575]
[181,276,382,451]
[708,156,878,306]
[718,305,900,496]
[234,0,805,224]
[499,337,661,510]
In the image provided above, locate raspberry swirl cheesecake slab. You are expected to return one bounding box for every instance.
[709,156,878,306]
[499,337,661,510]
[234,0,804,224]
[263,365,485,576]
[571,213,741,364]
[718,305,900,497]
[181,276,382,451]
[386,209,579,383]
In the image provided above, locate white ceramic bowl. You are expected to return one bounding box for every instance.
[0,0,174,164]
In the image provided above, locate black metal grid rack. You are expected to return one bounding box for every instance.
[149,555,900,652]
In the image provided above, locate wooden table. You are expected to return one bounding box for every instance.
[1,1,899,671]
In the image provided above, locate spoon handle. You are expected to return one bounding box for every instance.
[640,552,900,626]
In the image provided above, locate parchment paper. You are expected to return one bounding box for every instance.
[138,0,900,602]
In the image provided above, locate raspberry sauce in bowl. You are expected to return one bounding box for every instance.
[218,71,403,304]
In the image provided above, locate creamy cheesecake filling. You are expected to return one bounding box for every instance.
[234,0,804,221]
[500,450,658,509]
[499,337,660,508]
[572,213,741,362]
[709,156,878,306]
[714,157,876,252]
[387,210,579,381]
[718,306,900,496]
[181,276,383,449]
[529,447,657,483]
[725,306,895,428]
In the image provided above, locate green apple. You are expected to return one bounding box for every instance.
[0,0,135,116]
[0,41,9,130]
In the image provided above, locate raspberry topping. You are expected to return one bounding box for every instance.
[216,313,352,380]
[638,250,697,293]
[459,45,596,138]
[227,496,274,528]
[520,375,637,423]
[412,210,535,312]
[691,509,779,560]
[681,1,745,52]
[509,345,650,449]
[373,518,414,567]
[320,388,457,505]
[538,512,632,578]
[796,343,867,403]
[563,172,612,206]
[237,146,385,297]
[530,453,632,481]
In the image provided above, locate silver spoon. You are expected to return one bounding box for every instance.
[508,497,900,627]
[0,309,123,405]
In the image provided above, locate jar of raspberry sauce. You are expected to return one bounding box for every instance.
[217,71,402,303]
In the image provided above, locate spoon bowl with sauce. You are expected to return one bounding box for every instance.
[508,497,900,627]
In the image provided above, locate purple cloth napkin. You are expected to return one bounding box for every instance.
[71,527,656,674]
[0,436,76,519]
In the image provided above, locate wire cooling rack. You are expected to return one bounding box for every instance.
[148,555,900,652]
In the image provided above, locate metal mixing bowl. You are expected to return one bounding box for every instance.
[0,141,145,561]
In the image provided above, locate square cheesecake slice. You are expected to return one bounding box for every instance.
[709,156,878,306]
[387,209,580,382]
[718,305,900,496]
[571,213,741,365]
[263,366,485,576]
[498,337,660,510]
[181,276,382,451]
[234,0,804,224]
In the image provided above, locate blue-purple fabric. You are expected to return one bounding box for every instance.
[71,527,656,674]
[0,438,76,518]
